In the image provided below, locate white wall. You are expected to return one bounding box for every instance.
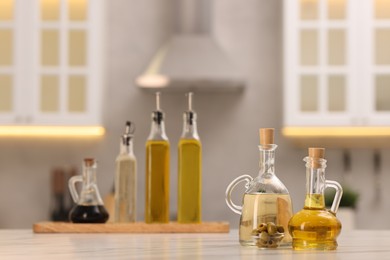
[0,0,388,229]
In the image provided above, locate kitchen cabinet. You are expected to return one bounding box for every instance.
[284,0,390,127]
[0,0,104,126]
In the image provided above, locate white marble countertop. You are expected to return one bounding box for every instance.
[0,229,389,259]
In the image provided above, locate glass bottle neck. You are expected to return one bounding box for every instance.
[83,164,97,188]
[79,160,104,205]
[304,157,327,209]
[181,112,199,139]
[148,111,168,141]
[120,137,134,155]
[258,145,277,176]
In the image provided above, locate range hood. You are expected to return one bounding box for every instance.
[136,0,245,92]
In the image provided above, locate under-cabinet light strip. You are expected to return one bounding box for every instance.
[0,126,105,137]
[282,127,390,137]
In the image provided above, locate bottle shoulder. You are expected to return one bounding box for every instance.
[116,153,136,162]
[289,208,341,226]
[178,138,201,146]
[245,174,289,194]
[146,139,170,148]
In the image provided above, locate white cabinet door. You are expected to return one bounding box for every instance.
[363,0,390,126]
[284,0,390,127]
[0,0,103,126]
[284,0,356,127]
[0,0,23,124]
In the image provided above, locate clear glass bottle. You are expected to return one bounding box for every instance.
[288,148,343,250]
[226,128,293,247]
[68,158,109,223]
[145,92,170,223]
[114,121,137,222]
[178,92,202,223]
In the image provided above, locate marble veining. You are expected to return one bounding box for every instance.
[0,230,389,259]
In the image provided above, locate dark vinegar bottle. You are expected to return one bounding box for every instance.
[68,158,109,223]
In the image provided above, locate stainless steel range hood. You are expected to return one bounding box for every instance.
[136,0,245,92]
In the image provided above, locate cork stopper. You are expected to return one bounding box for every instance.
[308,148,325,168]
[84,158,95,167]
[308,148,325,159]
[259,128,274,145]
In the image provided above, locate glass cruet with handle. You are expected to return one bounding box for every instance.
[68,158,109,223]
[288,147,343,250]
[225,128,293,248]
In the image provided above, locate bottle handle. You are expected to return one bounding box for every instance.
[68,175,83,203]
[325,180,343,214]
[225,175,253,215]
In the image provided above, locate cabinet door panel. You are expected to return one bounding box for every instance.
[328,75,346,112]
[41,30,59,66]
[0,75,13,112]
[328,29,346,66]
[375,0,390,20]
[300,30,318,66]
[327,0,346,20]
[0,0,13,21]
[375,75,390,111]
[0,30,13,66]
[68,75,86,112]
[40,75,59,112]
[68,0,87,21]
[300,75,319,112]
[300,0,318,20]
[68,30,86,66]
[40,0,60,21]
[375,29,390,65]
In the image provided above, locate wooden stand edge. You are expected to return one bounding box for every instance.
[33,221,230,234]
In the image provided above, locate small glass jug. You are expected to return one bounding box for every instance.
[225,128,293,247]
[288,148,343,250]
[68,158,109,223]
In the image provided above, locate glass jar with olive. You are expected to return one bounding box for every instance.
[251,222,285,248]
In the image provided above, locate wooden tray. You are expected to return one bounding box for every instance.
[33,221,230,234]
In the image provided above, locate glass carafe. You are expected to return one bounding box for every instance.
[288,148,343,250]
[68,158,109,223]
[225,128,293,247]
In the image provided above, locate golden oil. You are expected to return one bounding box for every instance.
[145,140,170,223]
[178,138,202,223]
[288,194,342,250]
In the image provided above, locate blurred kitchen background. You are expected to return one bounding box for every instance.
[1,0,390,229]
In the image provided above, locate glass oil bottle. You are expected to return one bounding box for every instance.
[226,128,293,247]
[145,92,170,223]
[178,92,202,223]
[288,148,343,250]
[68,158,109,223]
[114,121,137,222]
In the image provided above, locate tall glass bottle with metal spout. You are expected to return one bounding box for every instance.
[288,148,343,250]
[145,92,170,223]
[114,121,137,222]
[178,92,202,223]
